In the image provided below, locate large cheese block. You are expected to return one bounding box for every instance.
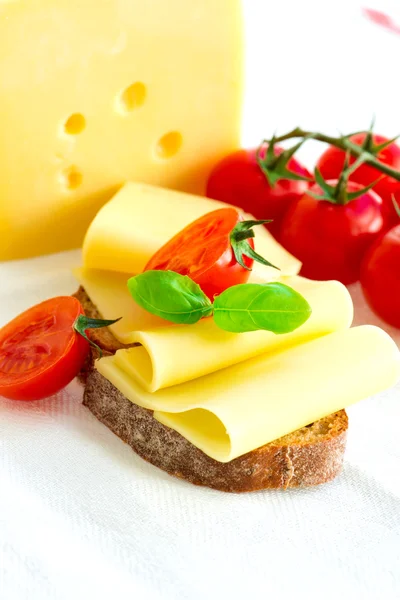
[0,0,243,259]
[82,182,302,279]
[74,270,353,388]
[97,326,400,462]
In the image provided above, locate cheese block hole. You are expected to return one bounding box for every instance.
[118,82,147,113]
[156,131,183,159]
[64,113,86,135]
[60,166,83,191]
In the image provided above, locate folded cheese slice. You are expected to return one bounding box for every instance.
[110,276,353,391]
[82,182,302,280]
[96,326,400,462]
[74,267,353,378]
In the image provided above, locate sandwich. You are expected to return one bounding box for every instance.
[71,182,400,492]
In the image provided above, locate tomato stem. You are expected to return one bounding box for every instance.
[266,127,400,181]
[310,154,382,206]
[230,219,280,271]
[392,195,400,219]
[233,229,255,243]
[74,315,122,357]
[256,136,313,187]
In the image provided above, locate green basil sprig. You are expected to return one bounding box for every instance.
[128,271,311,334]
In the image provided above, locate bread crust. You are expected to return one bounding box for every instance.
[84,368,348,492]
[75,286,348,492]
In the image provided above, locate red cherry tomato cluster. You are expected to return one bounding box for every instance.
[207,133,400,328]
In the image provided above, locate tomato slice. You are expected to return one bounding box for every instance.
[144,208,254,300]
[0,297,89,401]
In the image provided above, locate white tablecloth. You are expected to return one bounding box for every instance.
[2,1,400,598]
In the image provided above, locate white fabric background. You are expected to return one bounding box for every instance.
[1,1,400,599]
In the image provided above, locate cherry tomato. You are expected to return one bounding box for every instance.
[206,147,311,238]
[144,208,254,300]
[279,181,385,285]
[0,297,89,401]
[360,224,400,328]
[317,133,400,225]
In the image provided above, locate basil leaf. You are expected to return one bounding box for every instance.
[127,270,213,325]
[213,282,312,334]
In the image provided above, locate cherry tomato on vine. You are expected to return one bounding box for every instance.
[360,224,400,328]
[206,147,311,238]
[0,297,117,401]
[317,133,400,225]
[144,208,276,300]
[280,181,385,285]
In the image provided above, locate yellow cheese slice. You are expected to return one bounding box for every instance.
[82,182,302,280]
[96,326,400,462]
[74,267,353,360]
[111,276,353,391]
[0,0,243,259]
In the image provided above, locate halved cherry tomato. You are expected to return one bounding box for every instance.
[317,133,400,225]
[206,147,311,238]
[0,297,89,401]
[279,181,385,285]
[360,224,400,328]
[145,208,263,300]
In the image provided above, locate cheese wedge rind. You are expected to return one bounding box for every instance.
[97,326,400,462]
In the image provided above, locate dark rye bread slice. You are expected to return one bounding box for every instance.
[75,287,349,492]
[84,369,348,492]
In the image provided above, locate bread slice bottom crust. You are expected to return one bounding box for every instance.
[75,286,348,492]
[84,369,348,493]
